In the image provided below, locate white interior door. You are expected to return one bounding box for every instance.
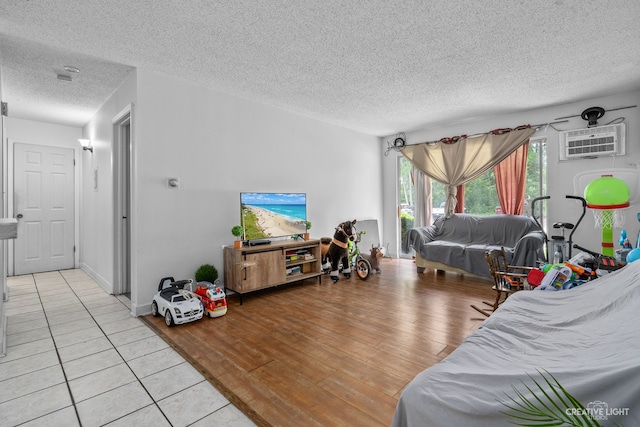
[13,143,75,274]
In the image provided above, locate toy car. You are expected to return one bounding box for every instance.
[151,277,204,326]
[193,283,228,318]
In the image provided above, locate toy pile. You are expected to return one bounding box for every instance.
[526,251,608,292]
[618,226,640,264]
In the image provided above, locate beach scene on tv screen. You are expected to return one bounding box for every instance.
[241,193,307,240]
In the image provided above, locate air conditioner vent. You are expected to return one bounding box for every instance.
[559,123,626,160]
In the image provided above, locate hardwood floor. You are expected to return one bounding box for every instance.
[141,257,495,427]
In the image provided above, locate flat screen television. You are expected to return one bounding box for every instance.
[240,192,307,241]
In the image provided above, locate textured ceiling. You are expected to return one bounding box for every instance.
[0,0,639,135]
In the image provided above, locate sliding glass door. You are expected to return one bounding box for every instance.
[397,156,415,258]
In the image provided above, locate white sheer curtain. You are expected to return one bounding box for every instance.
[400,127,535,217]
[411,166,431,227]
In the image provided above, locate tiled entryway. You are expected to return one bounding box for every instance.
[0,269,256,426]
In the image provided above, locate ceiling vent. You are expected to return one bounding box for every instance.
[558,123,626,161]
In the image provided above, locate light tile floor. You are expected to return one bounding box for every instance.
[0,269,256,427]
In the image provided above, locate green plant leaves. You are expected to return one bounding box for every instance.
[499,370,608,427]
[195,264,218,283]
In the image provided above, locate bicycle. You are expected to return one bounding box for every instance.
[340,228,372,280]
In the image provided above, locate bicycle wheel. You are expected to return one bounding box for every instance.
[355,258,371,280]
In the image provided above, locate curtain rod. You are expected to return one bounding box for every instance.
[530,119,569,130]
[386,120,568,154]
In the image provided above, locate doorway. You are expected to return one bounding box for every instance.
[12,143,76,274]
[113,107,132,297]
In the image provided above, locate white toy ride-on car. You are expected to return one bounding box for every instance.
[151,277,204,327]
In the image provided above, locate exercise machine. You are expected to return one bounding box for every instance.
[531,195,587,263]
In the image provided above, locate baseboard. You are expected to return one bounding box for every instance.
[80,263,113,294]
[0,310,5,358]
[131,301,151,317]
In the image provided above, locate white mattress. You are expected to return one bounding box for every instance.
[392,261,640,426]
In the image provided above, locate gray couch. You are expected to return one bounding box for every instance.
[403,214,545,278]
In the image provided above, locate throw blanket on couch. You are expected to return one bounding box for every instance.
[402,214,545,278]
[392,261,640,426]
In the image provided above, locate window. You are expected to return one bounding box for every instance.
[527,137,547,224]
[432,138,546,216]
[398,138,546,258]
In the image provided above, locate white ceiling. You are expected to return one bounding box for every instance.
[0,0,639,136]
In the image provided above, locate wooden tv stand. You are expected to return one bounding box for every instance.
[223,239,323,304]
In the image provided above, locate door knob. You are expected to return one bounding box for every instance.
[16,213,23,219]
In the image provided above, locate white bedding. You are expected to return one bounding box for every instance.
[392,261,640,426]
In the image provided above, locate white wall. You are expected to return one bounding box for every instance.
[382,89,640,259]
[80,70,138,293]
[85,68,381,315]
[4,118,82,148]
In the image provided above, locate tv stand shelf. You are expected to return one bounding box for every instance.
[223,239,322,304]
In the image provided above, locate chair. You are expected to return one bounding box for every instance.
[471,247,532,317]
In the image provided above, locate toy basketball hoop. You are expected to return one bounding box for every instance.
[584,175,630,256]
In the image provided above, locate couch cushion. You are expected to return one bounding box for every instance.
[423,240,466,266]
[436,214,540,247]
[423,241,505,278]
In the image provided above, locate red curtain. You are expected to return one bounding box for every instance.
[494,141,529,215]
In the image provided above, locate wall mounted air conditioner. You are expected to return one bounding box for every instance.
[558,123,626,161]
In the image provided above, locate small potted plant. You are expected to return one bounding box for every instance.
[195,263,218,287]
[231,225,244,249]
[193,263,227,318]
[304,221,312,240]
